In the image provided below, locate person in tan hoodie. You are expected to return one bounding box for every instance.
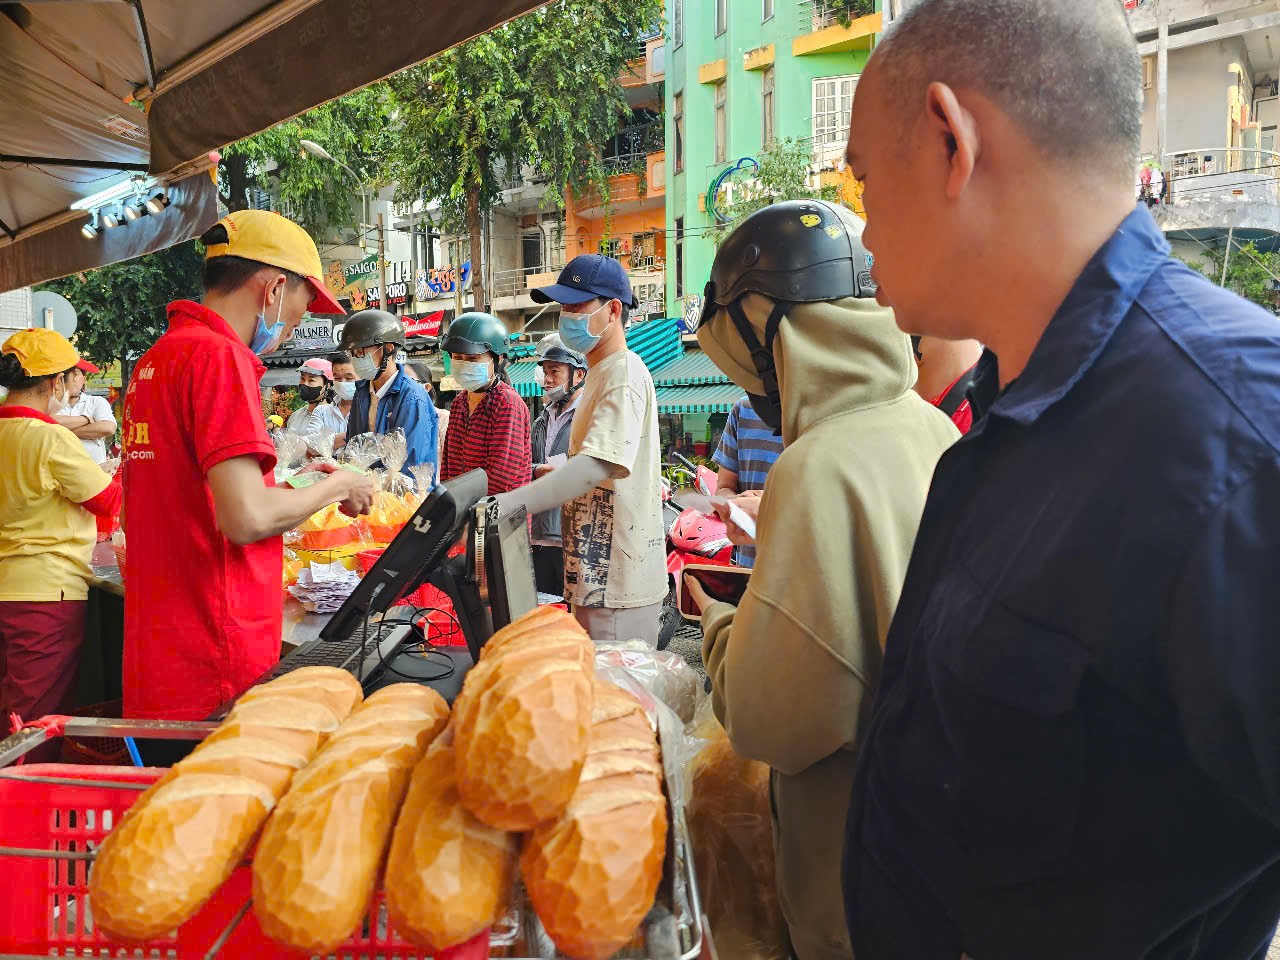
[684,199,958,960]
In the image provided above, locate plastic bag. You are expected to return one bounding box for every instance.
[378,429,412,497]
[309,430,340,467]
[272,431,307,482]
[594,641,702,725]
[342,432,382,471]
[408,462,435,502]
[295,502,358,550]
[685,697,791,960]
[100,456,121,478]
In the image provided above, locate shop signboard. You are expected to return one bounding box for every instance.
[292,317,334,350]
[630,269,666,321]
[416,262,473,300]
[679,293,705,334]
[404,310,445,337]
[384,279,410,307]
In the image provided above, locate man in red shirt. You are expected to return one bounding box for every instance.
[122,211,373,743]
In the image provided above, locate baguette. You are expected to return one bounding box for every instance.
[385,725,519,952]
[453,606,595,829]
[252,683,450,952]
[521,680,668,960]
[88,668,362,942]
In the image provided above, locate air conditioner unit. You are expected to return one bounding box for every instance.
[1143,56,1155,91]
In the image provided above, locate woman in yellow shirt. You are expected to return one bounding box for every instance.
[0,329,120,759]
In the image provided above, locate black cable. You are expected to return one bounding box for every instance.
[370,605,456,683]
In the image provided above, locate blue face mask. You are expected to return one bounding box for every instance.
[251,283,287,356]
[453,358,493,393]
[558,301,611,356]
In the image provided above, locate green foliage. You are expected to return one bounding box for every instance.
[384,0,663,305]
[1180,241,1280,311]
[220,86,395,236]
[818,0,877,25]
[708,137,844,244]
[36,241,205,386]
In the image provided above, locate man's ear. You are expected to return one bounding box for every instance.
[924,82,979,201]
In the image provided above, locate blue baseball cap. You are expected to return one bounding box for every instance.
[531,253,637,308]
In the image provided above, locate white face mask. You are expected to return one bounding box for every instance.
[453,359,493,393]
[333,381,357,401]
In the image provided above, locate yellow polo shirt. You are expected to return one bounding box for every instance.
[0,408,111,601]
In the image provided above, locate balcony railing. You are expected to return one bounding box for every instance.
[491,262,567,301]
[797,0,875,31]
[1160,148,1280,206]
[602,120,664,174]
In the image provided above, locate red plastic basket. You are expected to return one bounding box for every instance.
[0,761,489,959]
[357,548,465,646]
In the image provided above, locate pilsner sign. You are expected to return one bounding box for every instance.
[292,317,333,350]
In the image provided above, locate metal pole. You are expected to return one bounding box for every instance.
[1220,226,1234,287]
[377,211,389,311]
[1156,6,1169,167]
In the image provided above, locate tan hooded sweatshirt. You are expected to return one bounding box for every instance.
[698,293,958,960]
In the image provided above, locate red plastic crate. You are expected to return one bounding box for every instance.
[0,763,489,959]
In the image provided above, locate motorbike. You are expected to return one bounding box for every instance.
[657,454,734,650]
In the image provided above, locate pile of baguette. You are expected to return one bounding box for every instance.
[88,607,668,960]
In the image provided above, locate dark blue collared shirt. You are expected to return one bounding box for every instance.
[844,207,1280,960]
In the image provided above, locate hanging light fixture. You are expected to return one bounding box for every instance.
[81,213,99,239]
[145,192,171,214]
[123,201,147,221]
[100,209,121,229]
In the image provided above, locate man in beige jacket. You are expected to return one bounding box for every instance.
[685,199,957,959]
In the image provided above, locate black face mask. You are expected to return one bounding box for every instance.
[298,384,324,403]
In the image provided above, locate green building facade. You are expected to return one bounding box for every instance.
[664,0,881,323]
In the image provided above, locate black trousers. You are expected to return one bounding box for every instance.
[532,545,565,598]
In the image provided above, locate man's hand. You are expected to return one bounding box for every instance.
[534,463,555,479]
[684,573,715,614]
[714,490,762,546]
[333,471,375,517]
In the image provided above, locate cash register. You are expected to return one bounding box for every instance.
[227,469,539,709]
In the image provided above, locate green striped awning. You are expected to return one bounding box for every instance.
[651,349,732,386]
[655,383,744,414]
[506,359,542,398]
[626,316,683,371]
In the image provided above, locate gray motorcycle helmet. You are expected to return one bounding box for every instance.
[535,332,587,371]
[338,309,406,351]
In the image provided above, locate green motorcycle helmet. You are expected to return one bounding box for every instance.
[441,312,511,357]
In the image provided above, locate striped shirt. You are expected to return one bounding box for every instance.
[711,397,783,567]
[441,379,532,496]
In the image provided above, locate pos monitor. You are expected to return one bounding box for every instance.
[319,468,489,644]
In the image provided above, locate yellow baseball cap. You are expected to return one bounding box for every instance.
[204,210,345,315]
[2,328,80,377]
[267,415,285,427]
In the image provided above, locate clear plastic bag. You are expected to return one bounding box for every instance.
[309,430,340,467]
[271,431,308,482]
[685,697,791,960]
[100,456,121,478]
[594,641,703,725]
[342,432,382,470]
[377,429,412,497]
[408,462,435,502]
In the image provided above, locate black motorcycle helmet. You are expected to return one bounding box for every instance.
[696,199,877,432]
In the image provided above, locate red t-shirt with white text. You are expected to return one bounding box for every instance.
[121,300,281,719]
